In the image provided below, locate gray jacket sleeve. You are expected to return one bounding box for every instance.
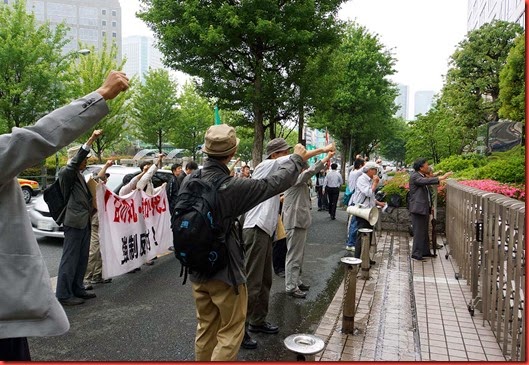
[0,92,108,183]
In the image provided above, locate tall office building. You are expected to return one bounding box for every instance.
[122,35,165,83]
[14,0,123,59]
[414,90,435,117]
[467,0,525,30]
[394,84,409,119]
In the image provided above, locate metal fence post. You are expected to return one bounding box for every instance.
[340,257,361,334]
[358,228,373,280]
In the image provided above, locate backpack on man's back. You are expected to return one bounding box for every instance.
[171,170,232,284]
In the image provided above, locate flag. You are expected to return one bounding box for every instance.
[214,105,221,125]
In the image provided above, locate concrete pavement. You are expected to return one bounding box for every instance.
[313,230,506,361]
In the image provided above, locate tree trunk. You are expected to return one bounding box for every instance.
[252,111,265,167]
[298,98,304,145]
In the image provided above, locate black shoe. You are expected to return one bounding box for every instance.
[298,283,310,291]
[83,283,94,291]
[90,278,112,284]
[423,253,437,258]
[331,216,336,220]
[248,322,279,334]
[241,332,257,349]
[369,260,376,265]
[436,244,444,249]
[76,291,96,299]
[286,289,307,299]
[59,297,85,306]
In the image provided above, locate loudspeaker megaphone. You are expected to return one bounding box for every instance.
[346,205,379,226]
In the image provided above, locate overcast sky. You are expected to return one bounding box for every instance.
[121,0,468,111]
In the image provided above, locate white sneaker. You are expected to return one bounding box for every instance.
[382,204,388,213]
[345,246,354,251]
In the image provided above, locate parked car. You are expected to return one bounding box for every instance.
[18,178,40,204]
[29,165,174,239]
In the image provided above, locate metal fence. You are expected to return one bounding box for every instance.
[445,180,525,361]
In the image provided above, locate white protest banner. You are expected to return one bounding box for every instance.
[97,183,172,278]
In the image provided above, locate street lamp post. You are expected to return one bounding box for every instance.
[54,49,91,181]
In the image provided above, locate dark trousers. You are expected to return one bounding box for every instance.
[56,224,91,300]
[354,217,373,259]
[272,238,287,275]
[0,337,31,361]
[326,187,340,218]
[411,213,430,259]
[316,186,328,209]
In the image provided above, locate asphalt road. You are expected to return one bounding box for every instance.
[30,195,349,361]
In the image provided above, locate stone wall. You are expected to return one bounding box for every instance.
[380,207,445,234]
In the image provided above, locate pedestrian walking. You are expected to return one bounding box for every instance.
[315,171,328,211]
[345,158,365,251]
[322,163,343,220]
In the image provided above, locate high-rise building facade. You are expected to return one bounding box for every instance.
[414,90,435,117]
[394,84,409,119]
[467,0,525,30]
[16,0,122,59]
[122,35,165,83]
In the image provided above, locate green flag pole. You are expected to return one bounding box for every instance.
[214,105,221,125]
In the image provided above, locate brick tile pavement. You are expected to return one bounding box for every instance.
[314,230,506,361]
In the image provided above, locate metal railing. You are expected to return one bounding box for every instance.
[445,180,525,361]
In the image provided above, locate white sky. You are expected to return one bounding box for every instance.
[120,0,469,115]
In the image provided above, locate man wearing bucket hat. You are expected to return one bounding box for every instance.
[188,127,311,360]
[242,138,335,346]
[350,161,387,263]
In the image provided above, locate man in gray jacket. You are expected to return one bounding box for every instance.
[0,71,128,360]
[283,149,335,299]
[55,129,104,306]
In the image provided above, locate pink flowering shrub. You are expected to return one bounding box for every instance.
[459,179,525,202]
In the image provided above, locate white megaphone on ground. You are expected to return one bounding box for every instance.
[346,204,379,226]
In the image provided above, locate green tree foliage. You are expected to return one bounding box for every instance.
[379,117,409,165]
[442,20,523,130]
[130,69,179,152]
[171,82,212,160]
[499,34,525,123]
[309,22,397,175]
[0,0,71,130]
[138,0,345,166]
[71,39,130,161]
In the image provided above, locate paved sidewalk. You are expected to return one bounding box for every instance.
[313,230,506,361]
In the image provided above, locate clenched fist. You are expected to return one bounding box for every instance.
[96,71,129,100]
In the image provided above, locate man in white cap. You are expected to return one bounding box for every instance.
[350,161,386,264]
[0,71,128,360]
[242,138,334,347]
[187,127,311,361]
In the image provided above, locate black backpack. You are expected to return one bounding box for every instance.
[171,170,232,285]
[43,179,71,225]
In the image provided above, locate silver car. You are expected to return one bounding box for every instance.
[30,165,148,238]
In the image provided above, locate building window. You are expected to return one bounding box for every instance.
[102,20,106,26]
[101,9,106,15]
[112,20,117,27]
[111,10,117,16]
[112,32,117,38]
[102,31,106,37]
